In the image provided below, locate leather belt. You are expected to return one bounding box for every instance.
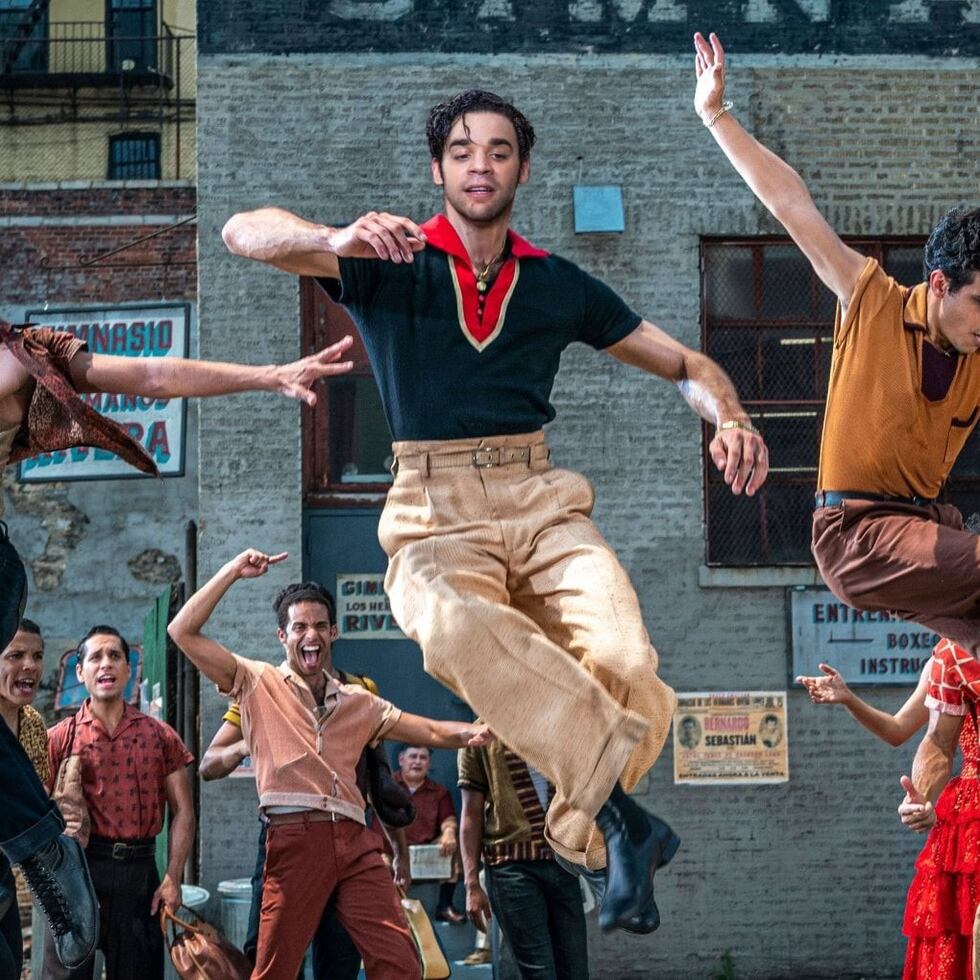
[394,444,549,475]
[814,490,937,510]
[265,810,346,826]
[86,837,156,861]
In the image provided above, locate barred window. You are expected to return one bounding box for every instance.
[702,237,980,566]
[108,132,160,179]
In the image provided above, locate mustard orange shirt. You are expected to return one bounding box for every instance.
[818,258,980,498]
[220,656,401,824]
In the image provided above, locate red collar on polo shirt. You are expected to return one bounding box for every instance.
[419,214,549,349]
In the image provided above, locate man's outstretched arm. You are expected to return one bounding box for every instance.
[67,336,353,409]
[222,207,427,278]
[607,320,769,496]
[168,548,288,692]
[385,713,493,751]
[694,31,866,304]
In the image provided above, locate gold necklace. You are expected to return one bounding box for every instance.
[475,245,505,293]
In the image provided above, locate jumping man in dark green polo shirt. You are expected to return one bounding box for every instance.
[222,89,769,933]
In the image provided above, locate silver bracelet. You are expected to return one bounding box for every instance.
[704,100,733,128]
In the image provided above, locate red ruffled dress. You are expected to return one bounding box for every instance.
[903,716,980,979]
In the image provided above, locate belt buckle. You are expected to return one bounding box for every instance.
[111,842,128,860]
[471,448,500,468]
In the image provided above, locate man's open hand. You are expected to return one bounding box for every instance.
[272,335,355,407]
[694,32,727,123]
[796,663,851,705]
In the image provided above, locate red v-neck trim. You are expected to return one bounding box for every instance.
[419,214,549,260]
[420,215,547,350]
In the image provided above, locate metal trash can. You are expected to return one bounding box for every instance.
[163,884,210,980]
[217,877,253,952]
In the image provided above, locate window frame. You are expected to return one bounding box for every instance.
[107,130,161,180]
[301,277,391,508]
[699,234,961,567]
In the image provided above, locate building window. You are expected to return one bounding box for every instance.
[301,278,393,502]
[108,132,160,179]
[0,0,48,73]
[107,0,157,72]
[701,237,980,566]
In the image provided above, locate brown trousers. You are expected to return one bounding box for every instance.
[812,499,980,656]
[253,818,418,980]
[380,431,676,869]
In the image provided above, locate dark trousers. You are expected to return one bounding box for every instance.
[0,718,63,864]
[245,821,363,980]
[0,863,22,980]
[42,853,163,980]
[485,860,589,980]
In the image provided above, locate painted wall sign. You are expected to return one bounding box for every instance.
[19,304,189,481]
[789,587,936,686]
[336,573,406,640]
[673,691,788,785]
[202,0,980,56]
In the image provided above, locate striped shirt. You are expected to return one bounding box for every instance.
[459,743,553,866]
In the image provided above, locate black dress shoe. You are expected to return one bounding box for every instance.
[0,523,28,652]
[18,835,99,969]
[595,784,680,933]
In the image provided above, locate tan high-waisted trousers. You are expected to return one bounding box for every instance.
[379,430,676,869]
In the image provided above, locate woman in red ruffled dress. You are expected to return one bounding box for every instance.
[796,661,978,978]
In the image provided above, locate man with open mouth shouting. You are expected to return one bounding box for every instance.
[43,626,195,980]
[168,547,495,980]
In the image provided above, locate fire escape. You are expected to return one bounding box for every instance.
[0,0,195,178]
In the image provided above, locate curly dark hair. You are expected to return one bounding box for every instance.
[923,206,980,292]
[426,89,536,162]
[273,582,336,630]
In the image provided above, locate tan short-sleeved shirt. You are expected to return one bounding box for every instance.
[818,258,980,499]
[220,656,402,823]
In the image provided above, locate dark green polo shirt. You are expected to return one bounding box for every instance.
[317,214,640,442]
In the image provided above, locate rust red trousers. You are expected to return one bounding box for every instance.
[253,816,418,980]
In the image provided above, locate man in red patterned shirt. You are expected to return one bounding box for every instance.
[899,639,980,833]
[42,625,194,980]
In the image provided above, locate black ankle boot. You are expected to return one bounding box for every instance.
[594,784,680,933]
[19,835,99,969]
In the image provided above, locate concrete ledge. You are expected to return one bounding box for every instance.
[698,565,825,589]
[0,180,195,190]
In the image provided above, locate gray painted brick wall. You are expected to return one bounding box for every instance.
[196,53,976,977]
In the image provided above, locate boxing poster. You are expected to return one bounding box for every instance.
[673,691,789,785]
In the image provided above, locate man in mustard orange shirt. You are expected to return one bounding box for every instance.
[695,31,980,655]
